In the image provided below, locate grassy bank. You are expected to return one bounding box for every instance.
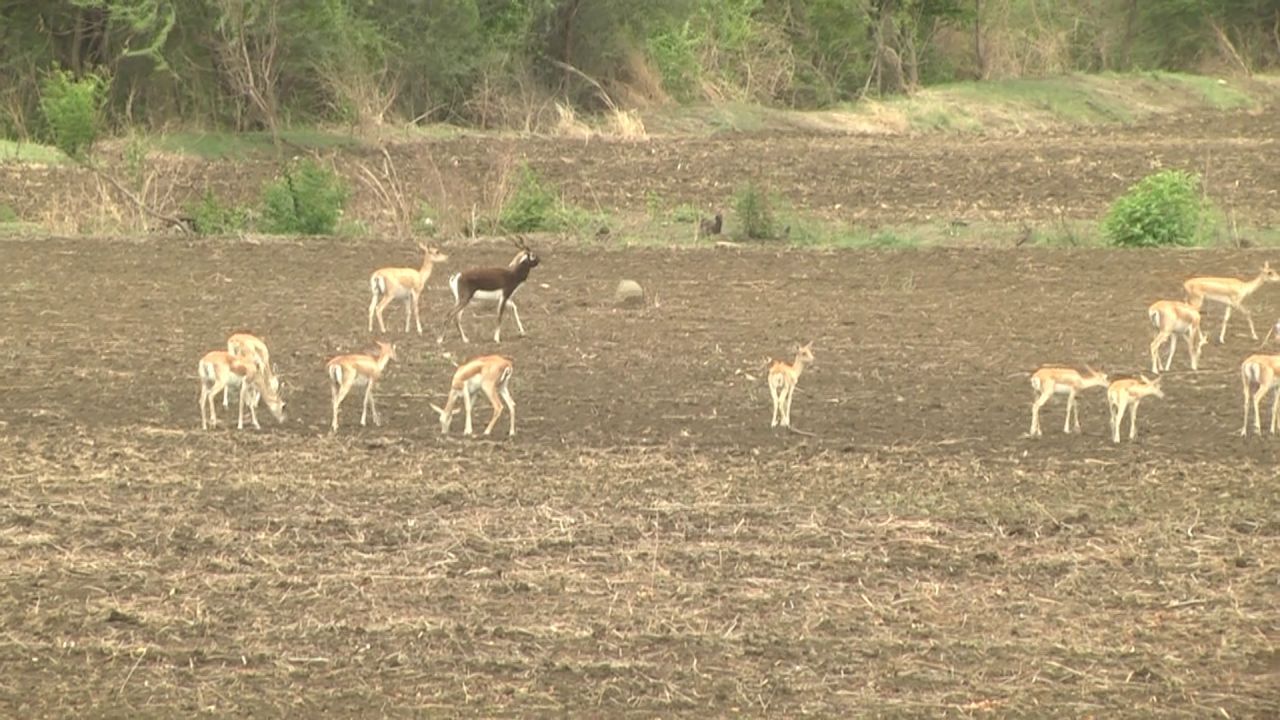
[648,72,1280,136]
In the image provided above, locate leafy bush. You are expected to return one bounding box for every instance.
[494,165,600,234]
[1104,170,1211,248]
[260,159,349,235]
[733,181,777,240]
[188,190,250,235]
[39,69,104,159]
[670,203,701,223]
[648,24,703,101]
[498,166,560,232]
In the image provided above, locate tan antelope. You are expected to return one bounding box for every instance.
[198,351,285,430]
[224,332,277,407]
[1183,262,1280,344]
[768,342,815,429]
[430,355,516,437]
[1107,375,1164,443]
[1238,353,1280,436]
[326,341,396,432]
[1027,365,1109,437]
[369,244,449,334]
[1147,300,1207,373]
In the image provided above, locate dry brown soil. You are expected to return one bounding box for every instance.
[2,107,1278,230]
[0,112,1278,717]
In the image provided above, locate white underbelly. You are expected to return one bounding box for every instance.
[469,290,507,305]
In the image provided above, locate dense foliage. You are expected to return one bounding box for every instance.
[38,69,104,158]
[260,159,349,235]
[1104,170,1212,248]
[2,1,1277,135]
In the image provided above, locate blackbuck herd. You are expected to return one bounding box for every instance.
[195,232,822,437]
[198,236,538,436]
[196,239,1280,444]
[1030,261,1280,443]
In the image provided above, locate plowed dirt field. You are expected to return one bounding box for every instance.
[1,110,1278,716]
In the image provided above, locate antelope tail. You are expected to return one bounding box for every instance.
[1243,362,1262,387]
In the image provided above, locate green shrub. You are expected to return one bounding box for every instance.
[494,165,601,234]
[647,25,703,102]
[670,203,701,223]
[498,165,560,232]
[733,181,777,240]
[260,159,349,235]
[188,190,250,235]
[1104,170,1211,248]
[39,69,105,159]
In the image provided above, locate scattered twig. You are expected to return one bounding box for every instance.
[117,646,147,695]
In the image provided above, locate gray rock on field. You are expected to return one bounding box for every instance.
[615,279,645,307]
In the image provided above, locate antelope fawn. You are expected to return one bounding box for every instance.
[326,341,396,432]
[1027,366,1109,437]
[768,342,814,429]
[1239,353,1280,436]
[1107,375,1164,444]
[430,355,516,437]
[198,351,285,430]
[1147,300,1207,373]
[225,332,276,407]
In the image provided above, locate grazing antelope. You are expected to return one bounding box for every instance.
[439,237,539,344]
[1183,262,1280,344]
[1148,300,1207,373]
[369,244,449,334]
[224,332,276,407]
[430,355,516,437]
[1027,365,1109,437]
[198,351,285,430]
[447,249,529,340]
[768,342,815,428]
[1238,353,1280,436]
[1107,375,1164,444]
[326,341,396,432]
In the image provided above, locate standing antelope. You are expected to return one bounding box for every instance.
[439,237,539,344]
[326,341,396,432]
[1238,353,1280,436]
[1148,300,1207,373]
[447,249,529,339]
[1107,375,1164,444]
[1027,365,1109,437]
[430,355,516,437]
[224,332,277,407]
[369,244,449,334]
[1183,262,1280,344]
[768,342,815,429]
[198,351,285,430]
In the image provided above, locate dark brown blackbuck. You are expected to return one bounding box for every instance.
[438,236,540,344]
